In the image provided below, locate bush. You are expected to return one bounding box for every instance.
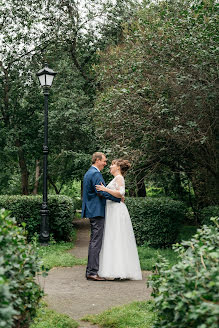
[0,195,75,241]
[199,206,219,226]
[0,209,44,328]
[126,197,186,247]
[73,197,82,211]
[148,218,219,328]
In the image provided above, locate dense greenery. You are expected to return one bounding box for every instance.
[200,205,219,226]
[0,209,43,328]
[0,0,138,196]
[93,0,219,207]
[126,197,187,247]
[0,0,218,210]
[148,218,219,328]
[0,195,75,241]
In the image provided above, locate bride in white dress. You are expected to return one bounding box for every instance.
[95,159,142,280]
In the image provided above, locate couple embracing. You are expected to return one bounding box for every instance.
[82,152,142,281]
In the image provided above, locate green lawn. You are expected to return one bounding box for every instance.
[82,301,156,328]
[138,225,197,270]
[37,241,87,270]
[30,302,79,328]
[138,245,178,270]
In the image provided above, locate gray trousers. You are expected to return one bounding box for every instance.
[86,216,105,277]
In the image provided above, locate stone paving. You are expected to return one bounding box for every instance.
[40,219,152,328]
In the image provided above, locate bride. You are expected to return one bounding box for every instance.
[95,159,142,280]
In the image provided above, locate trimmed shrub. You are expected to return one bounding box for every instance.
[0,209,43,328]
[148,218,219,328]
[126,197,186,247]
[0,195,75,241]
[199,205,219,226]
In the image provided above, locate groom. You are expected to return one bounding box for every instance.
[82,152,121,281]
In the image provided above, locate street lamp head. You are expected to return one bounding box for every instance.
[36,63,57,88]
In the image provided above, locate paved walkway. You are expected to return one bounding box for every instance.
[40,219,152,328]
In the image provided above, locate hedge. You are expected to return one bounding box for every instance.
[0,209,43,328]
[148,218,219,328]
[199,205,219,226]
[126,197,187,247]
[0,195,75,241]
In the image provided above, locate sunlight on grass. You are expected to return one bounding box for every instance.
[83,301,156,328]
[38,242,87,270]
[30,302,79,328]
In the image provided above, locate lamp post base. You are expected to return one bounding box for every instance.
[40,203,50,244]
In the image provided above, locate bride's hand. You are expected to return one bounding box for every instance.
[95,182,106,192]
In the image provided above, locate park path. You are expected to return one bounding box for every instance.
[40,219,152,328]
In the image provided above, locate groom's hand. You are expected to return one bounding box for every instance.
[97,193,103,198]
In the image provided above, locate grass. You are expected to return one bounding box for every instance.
[138,225,198,271]
[138,245,178,270]
[30,302,79,328]
[82,301,156,328]
[37,241,87,270]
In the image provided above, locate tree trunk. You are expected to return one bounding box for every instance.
[33,160,40,195]
[48,175,62,194]
[174,171,184,201]
[136,174,146,197]
[15,140,29,195]
[191,168,219,209]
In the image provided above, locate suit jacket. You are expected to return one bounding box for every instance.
[81,166,120,218]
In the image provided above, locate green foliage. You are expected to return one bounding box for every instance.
[94,0,219,207]
[199,206,219,226]
[0,0,138,196]
[73,198,82,211]
[177,225,198,242]
[0,209,43,328]
[83,301,156,328]
[148,218,219,328]
[138,246,178,271]
[146,187,165,198]
[30,301,79,328]
[138,225,198,270]
[0,195,75,241]
[126,197,186,247]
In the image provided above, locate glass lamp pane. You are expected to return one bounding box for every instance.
[39,75,46,86]
[45,74,54,86]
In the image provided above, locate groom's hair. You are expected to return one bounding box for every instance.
[92,152,105,164]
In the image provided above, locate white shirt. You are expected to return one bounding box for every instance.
[92,165,100,172]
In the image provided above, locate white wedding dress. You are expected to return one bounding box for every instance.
[98,175,142,280]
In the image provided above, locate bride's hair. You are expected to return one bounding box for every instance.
[114,159,131,176]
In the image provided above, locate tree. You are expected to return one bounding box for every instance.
[0,0,139,195]
[93,0,219,207]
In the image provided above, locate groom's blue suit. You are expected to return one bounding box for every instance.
[81,166,120,218]
[82,166,120,277]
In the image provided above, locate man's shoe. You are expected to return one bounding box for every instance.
[86,275,106,281]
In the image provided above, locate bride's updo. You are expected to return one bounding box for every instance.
[114,159,131,176]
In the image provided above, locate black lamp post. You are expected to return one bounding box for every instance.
[37,63,57,244]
